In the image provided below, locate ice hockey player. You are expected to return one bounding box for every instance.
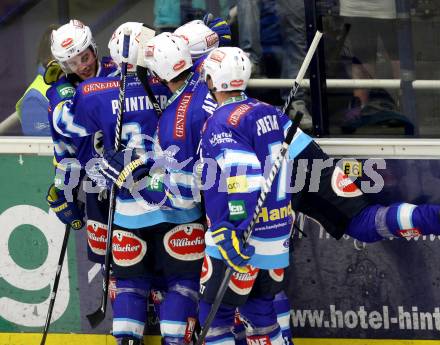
[100,31,216,344]
[45,19,117,264]
[173,18,294,345]
[197,46,440,344]
[47,22,186,345]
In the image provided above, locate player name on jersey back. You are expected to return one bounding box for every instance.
[111,95,168,115]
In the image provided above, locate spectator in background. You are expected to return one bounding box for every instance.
[237,0,313,131]
[340,0,401,130]
[15,24,58,136]
[154,0,231,33]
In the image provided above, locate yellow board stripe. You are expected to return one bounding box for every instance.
[1,334,439,345]
[0,334,162,345]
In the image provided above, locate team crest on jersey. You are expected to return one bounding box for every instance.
[174,93,192,139]
[206,32,219,48]
[228,266,259,295]
[269,268,284,282]
[112,230,147,266]
[200,255,213,284]
[87,220,108,255]
[83,81,119,94]
[227,104,252,127]
[331,166,363,198]
[163,223,205,260]
[61,37,74,48]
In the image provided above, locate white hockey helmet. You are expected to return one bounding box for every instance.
[51,19,97,73]
[203,47,251,92]
[143,32,193,82]
[108,22,143,72]
[174,20,219,60]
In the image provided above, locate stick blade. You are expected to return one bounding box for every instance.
[86,308,106,328]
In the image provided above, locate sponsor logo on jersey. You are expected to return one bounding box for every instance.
[256,203,292,223]
[145,45,155,57]
[228,200,248,221]
[112,230,147,267]
[206,32,219,48]
[56,83,75,99]
[200,255,212,284]
[146,173,164,192]
[61,37,74,48]
[398,228,422,239]
[184,317,197,344]
[87,220,108,255]
[163,223,205,261]
[269,268,284,282]
[331,166,363,198]
[343,160,362,177]
[173,59,187,71]
[103,61,117,69]
[227,104,252,127]
[230,79,244,88]
[210,50,226,63]
[227,175,249,194]
[209,130,236,146]
[228,266,259,295]
[174,93,192,139]
[83,80,119,94]
[246,335,271,345]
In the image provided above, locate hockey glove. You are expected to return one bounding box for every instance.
[211,222,255,273]
[46,184,85,230]
[44,60,64,85]
[99,148,152,190]
[203,14,232,47]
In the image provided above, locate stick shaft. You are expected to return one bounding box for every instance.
[40,224,70,345]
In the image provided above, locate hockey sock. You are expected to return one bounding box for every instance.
[160,276,199,344]
[199,300,236,345]
[113,277,150,341]
[240,296,284,345]
[274,291,294,345]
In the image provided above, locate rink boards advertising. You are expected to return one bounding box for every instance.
[1,139,440,345]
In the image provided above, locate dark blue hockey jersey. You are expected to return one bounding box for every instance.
[201,94,313,269]
[49,72,171,229]
[137,71,216,226]
[48,56,118,170]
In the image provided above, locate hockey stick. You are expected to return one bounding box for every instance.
[86,27,132,328]
[135,24,163,117]
[40,224,70,345]
[196,30,323,345]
